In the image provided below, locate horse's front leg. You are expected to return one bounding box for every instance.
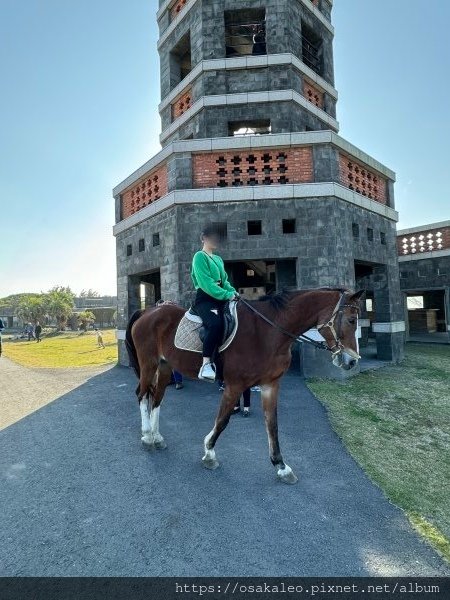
[202,385,241,470]
[261,381,298,484]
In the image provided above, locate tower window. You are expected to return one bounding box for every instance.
[228,120,271,137]
[138,239,145,252]
[225,9,266,57]
[169,32,192,90]
[301,22,323,75]
[282,219,296,234]
[247,220,262,235]
[152,233,160,247]
[126,244,132,256]
[352,223,359,239]
[380,231,386,245]
[367,227,374,242]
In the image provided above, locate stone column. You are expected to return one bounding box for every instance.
[372,263,405,362]
[445,287,450,342]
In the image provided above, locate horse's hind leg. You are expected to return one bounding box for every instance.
[149,361,172,450]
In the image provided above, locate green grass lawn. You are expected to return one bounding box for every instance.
[2,329,118,368]
[308,343,450,562]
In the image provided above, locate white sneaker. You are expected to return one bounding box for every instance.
[198,362,216,382]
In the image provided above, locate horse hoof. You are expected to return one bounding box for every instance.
[141,434,155,448]
[277,465,298,484]
[202,457,220,470]
[154,438,167,450]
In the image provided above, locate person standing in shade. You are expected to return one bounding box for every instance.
[191,225,239,382]
[26,323,34,341]
[234,388,251,417]
[34,321,42,343]
[172,371,184,390]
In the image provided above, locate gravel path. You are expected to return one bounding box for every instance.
[0,356,112,430]
[0,362,448,576]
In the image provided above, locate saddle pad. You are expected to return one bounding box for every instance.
[174,301,238,354]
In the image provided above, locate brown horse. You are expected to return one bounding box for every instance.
[125,288,364,484]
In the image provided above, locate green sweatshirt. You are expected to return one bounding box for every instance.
[191,250,237,301]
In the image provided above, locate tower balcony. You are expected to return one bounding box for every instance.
[157,0,333,35]
[113,131,397,235]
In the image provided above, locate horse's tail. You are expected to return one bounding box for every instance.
[125,310,144,378]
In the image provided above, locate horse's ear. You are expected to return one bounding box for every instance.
[350,289,366,303]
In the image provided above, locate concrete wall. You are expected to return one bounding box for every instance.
[399,255,450,291]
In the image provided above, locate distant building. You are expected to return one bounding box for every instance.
[74,296,117,310]
[397,221,450,342]
[0,306,19,329]
[74,296,118,328]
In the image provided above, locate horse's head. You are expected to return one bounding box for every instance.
[317,289,365,371]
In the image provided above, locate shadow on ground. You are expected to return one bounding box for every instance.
[1,365,447,576]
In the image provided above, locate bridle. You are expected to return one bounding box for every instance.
[239,292,361,356]
[316,293,361,357]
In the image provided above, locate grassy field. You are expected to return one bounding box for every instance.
[308,343,450,562]
[2,329,118,368]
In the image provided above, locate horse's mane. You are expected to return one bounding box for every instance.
[256,287,349,312]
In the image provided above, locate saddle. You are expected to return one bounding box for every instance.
[174,301,238,354]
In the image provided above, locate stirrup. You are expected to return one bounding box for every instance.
[198,362,216,382]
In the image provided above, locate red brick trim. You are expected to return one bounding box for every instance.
[304,80,324,109]
[397,226,450,255]
[170,0,189,20]
[339,154,387,204]
[171,87,192,121]
[121,164,168,219]
[193,148,313,188]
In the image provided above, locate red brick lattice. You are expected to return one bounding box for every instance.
[304,80,324,109]
[397,226,450,256]
[192,148,314,188]
[170,0,188,20]
[172,88,192,121]
[339,155,387,204]
[121,164,168,219]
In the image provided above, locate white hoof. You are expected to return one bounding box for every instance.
[153,434,167,450]
[277,464,298,484]
[141,433,155,447]
[202,455,220,470]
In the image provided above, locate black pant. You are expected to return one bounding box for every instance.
[194,289,224,358]
[235,388,251,409]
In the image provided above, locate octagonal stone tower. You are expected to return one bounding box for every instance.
[113,0,404,373]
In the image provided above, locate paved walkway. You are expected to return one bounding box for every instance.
[0,357,111,430]
[0,360,448,576]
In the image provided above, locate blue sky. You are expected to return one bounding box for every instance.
[0,0,449,297]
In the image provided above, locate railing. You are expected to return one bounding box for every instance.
[302,34,322,74]
[225,21,266,57]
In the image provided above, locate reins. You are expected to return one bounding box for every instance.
[239,292,360,355]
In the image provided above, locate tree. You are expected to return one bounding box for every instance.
[77,310,96,331]
[44,287,75,330]
[16,295,47,325]
[67,313,79,331]
[79,289,100,298]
